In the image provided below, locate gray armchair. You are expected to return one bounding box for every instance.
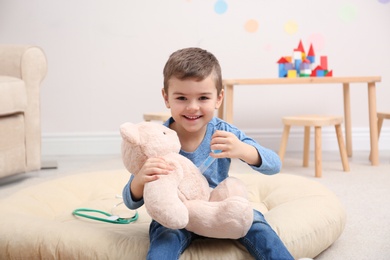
[0,45,47,178]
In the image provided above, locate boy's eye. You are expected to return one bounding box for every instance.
[199,96,209,100]
[176,96,186,100]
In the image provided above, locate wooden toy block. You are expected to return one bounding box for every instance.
[297,40,305,53]
[293,51,302,61]
[278,65,287,77]
[287,70,297,78]
[320,56,328,70]
[301,69,312,75]
[308,44,315,56]
[285,63,294,70]
[316,70,325,77]
[277,57,289,64]
[300,59,311,70]
[301,53,306,61]
[294,60,302,72]
[307,56,315,64]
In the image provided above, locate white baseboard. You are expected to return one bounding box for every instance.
[42,132,122,156]
[42,127,390,156]
[246,127,390,152]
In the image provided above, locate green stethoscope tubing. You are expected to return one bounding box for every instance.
[72,208,139,224]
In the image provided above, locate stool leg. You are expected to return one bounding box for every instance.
[335,124,350,172]
[369,117,384,161]
[278,125,291,164]
[378,117,384,139]
[314,126,322,178]
[303,126,310,167]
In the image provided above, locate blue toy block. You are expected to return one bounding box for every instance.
[316,70,325,77]
[307,55,315,64]
[278,68,287,77]
[294,60,302,73]
[278,64,286,77]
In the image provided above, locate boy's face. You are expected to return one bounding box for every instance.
[162,75,224,134]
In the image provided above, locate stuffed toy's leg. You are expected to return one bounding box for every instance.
[209,176,249,201]
[184,197,253,239]
[184,177,254,239]
[144,172,189,229]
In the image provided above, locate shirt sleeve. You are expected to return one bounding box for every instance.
[248,140,281,174]
[122,175,145,210]
[216,119,281,175]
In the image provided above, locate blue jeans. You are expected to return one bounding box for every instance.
[147,209,294,260]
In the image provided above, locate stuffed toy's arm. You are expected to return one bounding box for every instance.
[122,175,144,210]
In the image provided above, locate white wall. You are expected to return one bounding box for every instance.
[1,0,389,155]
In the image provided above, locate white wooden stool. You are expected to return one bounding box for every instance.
[278,115,350,178]
[143,112,171,122]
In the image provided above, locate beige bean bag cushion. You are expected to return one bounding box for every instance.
[0,170,345,259]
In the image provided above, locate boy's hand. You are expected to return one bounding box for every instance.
[130,157,172,200]
[210,130,261,166]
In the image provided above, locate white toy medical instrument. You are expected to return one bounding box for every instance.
[198,150,222,174]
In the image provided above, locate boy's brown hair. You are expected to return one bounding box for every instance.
[163,47,222,95]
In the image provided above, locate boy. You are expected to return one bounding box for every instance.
[122,47,293,260]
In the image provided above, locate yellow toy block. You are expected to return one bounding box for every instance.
[287,70,297,78]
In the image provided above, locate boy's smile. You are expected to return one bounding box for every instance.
[183,115,202,120]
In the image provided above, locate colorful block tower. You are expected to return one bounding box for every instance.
[277,40,333,78]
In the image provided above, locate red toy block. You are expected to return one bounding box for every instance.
[277,57,289,64]
[308,44,315,56]
[320,56,328,70]
[297,40,305,53]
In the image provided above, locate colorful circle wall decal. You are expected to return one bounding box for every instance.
[284,20,298,35]
[338,4,357,22]
[378,0,390,3]
[307,33,325,52]
[244,19,259,33]
[214,0,228,14]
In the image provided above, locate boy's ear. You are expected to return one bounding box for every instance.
[161,88,170,108]
[215,88,224,109]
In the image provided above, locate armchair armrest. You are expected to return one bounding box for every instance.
[0,45,48,171]
[0,45,47,82]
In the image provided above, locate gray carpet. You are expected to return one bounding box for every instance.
[277,151,390,260]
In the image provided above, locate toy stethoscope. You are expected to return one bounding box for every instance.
[73,152,220,224]
[72,197,138,224]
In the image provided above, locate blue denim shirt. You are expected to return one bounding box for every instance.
[122,117,281,210]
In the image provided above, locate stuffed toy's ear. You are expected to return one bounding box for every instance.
[120,122,140,144]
